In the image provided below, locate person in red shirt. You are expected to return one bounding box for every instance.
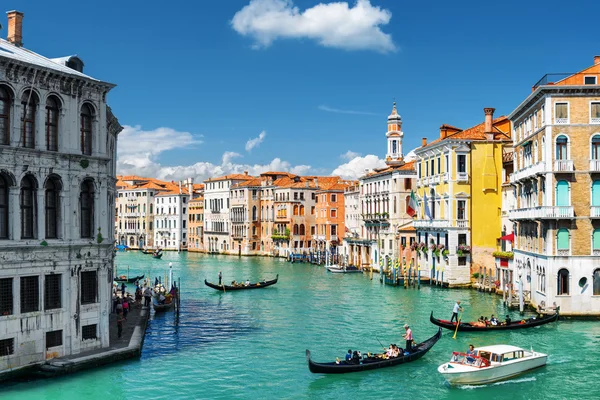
[403,324,413,353]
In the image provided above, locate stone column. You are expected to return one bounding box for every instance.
[9,187,20,240]
[37,189,45,240]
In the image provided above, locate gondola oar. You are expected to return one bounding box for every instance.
[452,312,462,339]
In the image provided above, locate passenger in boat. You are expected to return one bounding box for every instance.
[403,324,413,353]
[159,293,166,305]
[351,351,360,364]
[490,315,498,326]
[466,344,475,355]
[504,315,512,325]
[477,316,485,323]
[345,350,352,362]
[386,345,394,358]
[483,317,490,326]
[245,280,251,286]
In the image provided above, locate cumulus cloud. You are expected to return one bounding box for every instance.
[319,105,378,116]
[331,154,387,179]
[231,0,396,53]
[340,150,361,160]
[245,130,267,152]
[116,125,313,183]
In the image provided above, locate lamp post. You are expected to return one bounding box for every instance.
[517,263,524,314]
[169,262,173,289]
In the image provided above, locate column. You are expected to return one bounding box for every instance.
[9,187,20,240]
[37,190,45,240]
[35,100,45,151]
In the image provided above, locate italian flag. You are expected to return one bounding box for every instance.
[407,190,418,217]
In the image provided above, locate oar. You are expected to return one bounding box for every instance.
[375,334,387,351]
[452,312,462,339]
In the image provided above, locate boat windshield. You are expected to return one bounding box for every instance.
[449,352,490,368]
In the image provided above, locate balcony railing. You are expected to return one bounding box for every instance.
[556,249,570,256]
[555,118,569,125]
[362,213,389,221]
[510,161,546,183]
[590,160,600,171]
[442,172,449,182]
[433,175,440,184]
[591,206,600,218]
[457,172,468,182]
[593,249,600,256]
[456,219,469,228]
[508,206,574,220]
[554,160,574,172]
[413,219,450,229]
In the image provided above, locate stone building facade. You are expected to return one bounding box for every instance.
[0,12,121,375]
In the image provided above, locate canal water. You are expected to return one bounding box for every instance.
[2,252,598,400]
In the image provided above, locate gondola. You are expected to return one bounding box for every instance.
[152,298,175,312]
[429,309,559,332]
[140,249,152,255]
[306,328,442,374]
[114,274,145,284]
[204,274,279,291]
[152,252,163,259]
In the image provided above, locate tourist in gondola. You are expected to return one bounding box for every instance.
[351,351,360,364]
[403,324,413,353]
[450,300,463,323]
[504,315,512,325]
[245,279,250,286]
[345,350,352,362]
[490,315,499,326]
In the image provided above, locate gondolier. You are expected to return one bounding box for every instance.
[218,271,222,286]
[403,324,413,353]
[451,300,463,323]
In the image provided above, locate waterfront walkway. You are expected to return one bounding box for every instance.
[39,299,149,376]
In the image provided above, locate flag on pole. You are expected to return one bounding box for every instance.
[424,193,432,220]
[407,190,418,217]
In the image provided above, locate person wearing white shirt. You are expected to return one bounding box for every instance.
[451,300,463,323]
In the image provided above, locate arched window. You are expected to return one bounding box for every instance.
[46,96,60,151]
[299,224,305,235]
[45,176,61,239]
[0,87,11,145]
[533,141,538,164]
[592,135,600,160]
[557,268,569,295]
[299,205,305,216]
[21,90,38,149]
[593,269,600,296]
[80,104,94,155]
[541,135,546,162]
[555,135,568,160]
[0,174,8,238]
[293,224,299,235]
[293,205,299,216]
[20,175,36,239]
[252,206,257,221]
[556,180,569,207]
[430,189,435,219]
[557,228,569,251]
[80,180,94,238]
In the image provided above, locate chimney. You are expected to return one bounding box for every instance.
[244,170,248,176]
[595,55,600,65]
[484,107,495,140]
[440,126,448,139]
[422,137,427,147]
[178,181,182,194]
[7,11,24,47]
[187,178,193,198]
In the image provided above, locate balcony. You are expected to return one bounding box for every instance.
[362,213,389,222]
[553,160,574,172]
[556,249,570,256]
[442,172,449,182]
[457,172,468,182]
[510,161,546,183]
[456,219,469,228]
[590,160,600,172]
[413,219,450,229]
[591,206,600,218]
[593,249,600,256]
[433,175,440,185]
[555,118,569,125]
[508,206,574,220]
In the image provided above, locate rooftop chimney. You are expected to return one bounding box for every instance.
[484,107,495,140]
[422,137,427,147]
[440,126,448,139]
[244,170,248,176]
[6,11,23,47]
[595,55,600,65]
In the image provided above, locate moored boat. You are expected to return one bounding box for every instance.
[114,274,145,283]
[430,309,559,331]
[204,275,279,291]
[306,328,442,374]
[326,265,362,274]
[438,345,548,385]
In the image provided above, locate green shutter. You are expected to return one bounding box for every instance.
[593,181,600,207]
[557,228,569,250]
[556,181,569,207]
[594,230,600,250]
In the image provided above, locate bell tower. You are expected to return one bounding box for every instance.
[386,102,404,166]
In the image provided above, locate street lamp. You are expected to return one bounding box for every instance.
[169,262,173,288]
[517,262,524,314]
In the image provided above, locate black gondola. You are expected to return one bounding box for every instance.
[429,309,559,332]
[306,328,442,374]
[152,253,163,259]
[114,274,145,283]
[204,275,279,291]
[140,249,152,254]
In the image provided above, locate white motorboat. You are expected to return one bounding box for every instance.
[438,345,547,385]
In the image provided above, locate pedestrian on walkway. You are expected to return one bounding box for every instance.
[116,298,123,315]
[117,312,125,338]
[123,297,129,318]
[144,287,152,307]
[121,282,126,298]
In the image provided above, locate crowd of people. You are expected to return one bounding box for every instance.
[112,279,155,339]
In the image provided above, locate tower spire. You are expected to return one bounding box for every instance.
[385,100,404,166]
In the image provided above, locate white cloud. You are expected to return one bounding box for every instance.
[331,154,386,179]
[245,130,267,152]
[340,150,361,161]
[319,105,378,116]
[116,125,313,183]
[404,147,418,162]
[231,0,396,53]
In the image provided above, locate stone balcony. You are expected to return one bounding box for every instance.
[508,206,574,220]
[590,160,600,172]
[553,160,574,172]
[591,206,600,218]
[510,161,546,183]
[413,219,450,229]
[456,172,469,182]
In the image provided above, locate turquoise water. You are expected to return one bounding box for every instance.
[2,252,599,400]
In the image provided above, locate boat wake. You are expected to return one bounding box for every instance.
[457,376,536,390]
[547,355,571,365]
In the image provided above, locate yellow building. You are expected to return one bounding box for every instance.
[413,109,512,286]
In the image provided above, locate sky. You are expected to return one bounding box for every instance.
[6,0,600,182]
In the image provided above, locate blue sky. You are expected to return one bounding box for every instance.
[8,0,600,181]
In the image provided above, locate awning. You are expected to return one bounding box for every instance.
[497,233,514,242]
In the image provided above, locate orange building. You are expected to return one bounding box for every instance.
[188,195,204,252]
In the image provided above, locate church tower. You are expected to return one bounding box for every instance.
[385,102,404,166]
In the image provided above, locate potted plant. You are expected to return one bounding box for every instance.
[457,244,471,256]
[492,251,514,260]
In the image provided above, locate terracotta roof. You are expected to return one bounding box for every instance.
[422,116,511,148]
[205,173,254,182]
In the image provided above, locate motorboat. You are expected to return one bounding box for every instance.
[326,265,362,274]
[438,345,547,385]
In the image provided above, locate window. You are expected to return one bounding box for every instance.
[457,200,466,220]
[0,87,10,145]
[0,174,8,239]
[0,338,14,356]
[555,103,568,123]
[458,234,467,246]
[331,209,337,218]
[20,175,36,239]
[457,155,466,173]
[404,178,411,190]
[591,102,600,123]
[311,206,315,215]
[0,278,12,316]
[80,104,94,155]
[44,274,61,310]
[21,90,37,148]
[81,271,97,305]
[331,194,337,202]
[593,269,600,296]
[20,276,39,313]
[556,180,569,207]
[331,225,337,236]
[557,268,569,295]
[557,228,569,250]
[46,330,62,349]
[430,159,435,175]
[585,76,597,85]
[82,324,97,340]
[80,180,94,238]
[556,135,568,160]
[437,157,441,174]
[46,96,59,151]
[299,224,305,235]
[45,177,60,239]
